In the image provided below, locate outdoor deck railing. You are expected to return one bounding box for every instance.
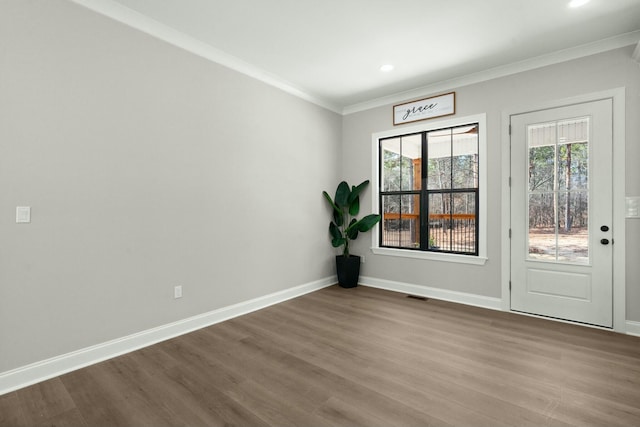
[382,213,476,253]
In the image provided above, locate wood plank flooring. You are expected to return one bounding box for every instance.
[2,285,640,426]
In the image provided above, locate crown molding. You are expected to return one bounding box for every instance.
[69,0,342,114]
[342,30,640,115]
[67,1,639,117]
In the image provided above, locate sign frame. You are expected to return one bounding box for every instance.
[393,92,456,125]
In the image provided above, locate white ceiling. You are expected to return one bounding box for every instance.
[73,0,640,113]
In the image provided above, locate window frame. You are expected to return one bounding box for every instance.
[371,113,488,265]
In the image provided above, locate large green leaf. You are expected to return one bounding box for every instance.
[322,191,338,211]
[346,227,359,240]
[333,209,343,226]
[331,237,346,248]
[345,218,359,240]
[349,195,360,216]
[355,214,382,232]
[324,191,344,226]
[329,222,343,240]
[334,181,350,208]
[348,180,369,204]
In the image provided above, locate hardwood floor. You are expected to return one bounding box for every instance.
[2,285,640,426]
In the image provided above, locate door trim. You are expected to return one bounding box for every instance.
[501,88,626,332]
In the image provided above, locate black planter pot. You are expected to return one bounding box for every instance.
[335,255,361,288]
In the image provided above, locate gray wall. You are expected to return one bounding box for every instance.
[343,46,640,320]
[0,1,342,372]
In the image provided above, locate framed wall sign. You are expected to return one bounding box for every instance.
[393,92,455,125]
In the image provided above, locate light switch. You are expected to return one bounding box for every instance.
[16,206,31,223]
[626,197,640,218]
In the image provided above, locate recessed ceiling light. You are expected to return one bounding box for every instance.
[568,0,589,8]
[380,64,394,72]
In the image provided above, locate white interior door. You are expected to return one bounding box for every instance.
[510,99,613,327]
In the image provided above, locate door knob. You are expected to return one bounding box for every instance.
[601,238,610,245]
[600,225,609,232]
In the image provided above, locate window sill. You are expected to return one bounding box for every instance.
[371,247,488,265]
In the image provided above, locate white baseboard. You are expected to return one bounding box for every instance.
[359,276,503,311]
[626,320,640,337]
[362,276,640,338]
[361,277,640,338]
[0,277,336,396]
[4,274,635,396]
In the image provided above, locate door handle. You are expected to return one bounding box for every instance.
[600,225,610,232]
[600,238,610,245]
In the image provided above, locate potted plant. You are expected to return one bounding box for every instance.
[322,180,381,288]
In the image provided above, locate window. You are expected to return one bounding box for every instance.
[372,114,487,264]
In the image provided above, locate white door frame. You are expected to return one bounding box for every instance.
[501,88,626,332]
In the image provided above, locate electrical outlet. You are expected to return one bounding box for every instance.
[174,285,183,299]
[361,256,365,264]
